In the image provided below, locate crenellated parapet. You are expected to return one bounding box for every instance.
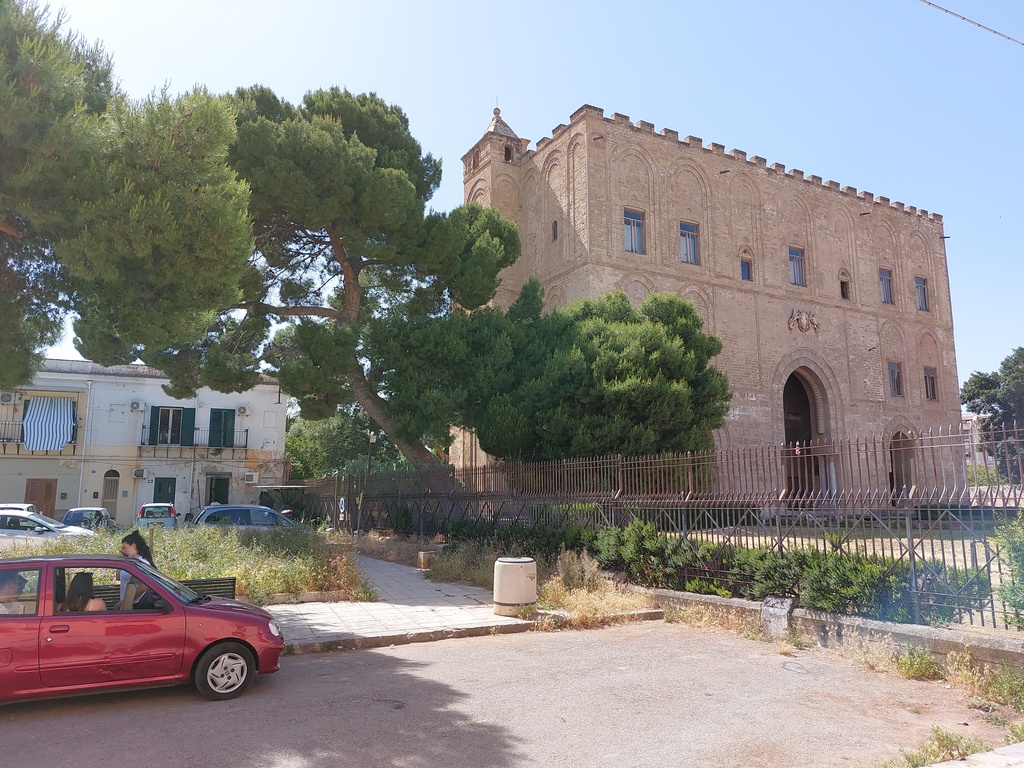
[526,105,942,224]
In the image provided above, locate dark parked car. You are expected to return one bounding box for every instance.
[62,507,117,532]
[0,555,284,703]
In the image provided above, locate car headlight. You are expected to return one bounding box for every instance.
[268,620,282,638]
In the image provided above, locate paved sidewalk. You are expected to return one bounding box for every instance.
[265,556,530,652]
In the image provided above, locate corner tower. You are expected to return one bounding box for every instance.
[462,109,530,306]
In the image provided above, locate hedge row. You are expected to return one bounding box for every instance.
[443,518,990,625]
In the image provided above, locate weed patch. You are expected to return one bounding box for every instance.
[895,648,944,681]
[880,726,989,768]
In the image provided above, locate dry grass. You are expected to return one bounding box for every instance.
[538,577,657,630]
[662,601,760,636]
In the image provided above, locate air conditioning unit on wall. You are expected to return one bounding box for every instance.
[243,471,259,484]
[130,400,146,412]
[236,405,251,416]
[0,392,21,405]
[132,468,149,479]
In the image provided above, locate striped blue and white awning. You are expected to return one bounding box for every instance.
[23,397,75,451]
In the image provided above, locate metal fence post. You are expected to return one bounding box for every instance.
[904,511,922,625]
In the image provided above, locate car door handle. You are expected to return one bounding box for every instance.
[48,625,70,634]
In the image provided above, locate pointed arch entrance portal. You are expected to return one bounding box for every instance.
[889,431,915,501]
[782,370,831,502]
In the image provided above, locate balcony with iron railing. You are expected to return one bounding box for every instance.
[140,425,249,449]
[0,420,78,455]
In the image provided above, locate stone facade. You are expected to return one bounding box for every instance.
[0,360,287,523]
[460,105,960,456]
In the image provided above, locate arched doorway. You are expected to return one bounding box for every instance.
[102,470,120,518]
[784,375,814,445]
[783,374,816,502]
[890,431,915,502]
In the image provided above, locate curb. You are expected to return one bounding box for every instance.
[283,606,667,655]
[284,620,533,654]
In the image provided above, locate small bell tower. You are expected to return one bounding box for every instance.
[461,108,529,207]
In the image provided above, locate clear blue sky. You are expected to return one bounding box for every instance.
[49,0,1023,388]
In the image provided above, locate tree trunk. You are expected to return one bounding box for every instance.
[346,361,455,493]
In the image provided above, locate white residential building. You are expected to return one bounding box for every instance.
[0,360,288,525]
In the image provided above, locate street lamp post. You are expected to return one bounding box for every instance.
[367,431,377,475]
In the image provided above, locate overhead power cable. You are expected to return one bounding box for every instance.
[917,0,1024,46]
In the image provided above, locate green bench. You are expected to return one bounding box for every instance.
[91,576,237,608]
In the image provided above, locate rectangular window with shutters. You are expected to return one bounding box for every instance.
[148,406,195,447]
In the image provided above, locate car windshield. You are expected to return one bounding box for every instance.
[131,558,200,603]
[28,513,64,529]
[143,506,173,518]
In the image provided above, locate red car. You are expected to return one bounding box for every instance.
[0,555,284,703]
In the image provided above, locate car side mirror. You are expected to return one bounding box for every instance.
[33,526,47,534]
[151,596,172,613]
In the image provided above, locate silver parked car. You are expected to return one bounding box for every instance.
[0,504,96,538]
[136,503,180,530]
[191,505,306,531]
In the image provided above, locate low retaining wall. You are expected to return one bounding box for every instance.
[650,587,1024,674]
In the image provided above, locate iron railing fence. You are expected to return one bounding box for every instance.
[138,426,250,449]
[305,423,1023,628]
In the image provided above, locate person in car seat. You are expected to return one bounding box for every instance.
[0,571,28,614]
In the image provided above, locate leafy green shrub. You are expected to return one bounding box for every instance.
[391,506,413,535]
[798,551,904,619]
[684,578,731,598]
[444,518,497,542]
[619,519,689,589]
[995,516,1024,628]
[593,526,625,570]
[732,547,810,600]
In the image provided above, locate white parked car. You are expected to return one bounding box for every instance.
[0,504,96,538]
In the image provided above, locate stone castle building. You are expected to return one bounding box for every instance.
[458,105,960,467]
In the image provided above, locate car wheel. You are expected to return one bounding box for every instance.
[194,642,256,701]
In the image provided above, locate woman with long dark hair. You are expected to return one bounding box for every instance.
[61,572,107,612]
[119,530,156,609]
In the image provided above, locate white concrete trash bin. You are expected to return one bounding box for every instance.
[493,557,537,617]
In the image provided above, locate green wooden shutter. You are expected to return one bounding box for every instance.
[209,409,224,448]
[181,407,196,447]
[223,408,236,448]
[148,406,160,446]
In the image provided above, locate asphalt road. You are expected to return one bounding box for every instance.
[0,622,1008,768]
